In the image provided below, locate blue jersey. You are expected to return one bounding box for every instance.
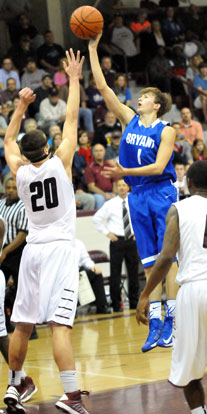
[119,115,176,187]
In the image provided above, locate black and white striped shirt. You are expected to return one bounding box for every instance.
[0,198,28,245]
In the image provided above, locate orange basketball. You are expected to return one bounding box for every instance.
[70,6,104,40]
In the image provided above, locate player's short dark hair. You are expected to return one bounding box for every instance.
[187,160,207,189]
[139,87,172,117]
[19,130,47,162]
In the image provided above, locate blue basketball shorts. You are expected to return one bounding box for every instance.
[128,180,179,268]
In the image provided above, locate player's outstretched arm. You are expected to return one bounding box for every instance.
[136,206,179,325]
[56,49,84,175]
[88,33,134,127]
[4,87,35,178]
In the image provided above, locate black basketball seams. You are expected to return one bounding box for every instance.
[81,7,103,24]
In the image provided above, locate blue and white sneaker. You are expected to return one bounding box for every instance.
[157,313,173,348]
[141,318,163,353]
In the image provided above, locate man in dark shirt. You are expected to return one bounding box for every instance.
[37,30,65,73]
[101,56,116,88]
[28,74,53,118]
[85,143,116,209]
[92,110,122,147]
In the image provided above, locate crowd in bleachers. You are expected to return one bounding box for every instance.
[0,2,206,207]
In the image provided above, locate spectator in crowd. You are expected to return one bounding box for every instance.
[101,56,116,88]
[174,162,190,198]
[37,30,65,74]
[85,73,106,126]
[0,104,8,146]
[0,58,20,91]
[72,165,95,211]
[182,30,205,60]
[74,130,93,174]
[113,74,131,106]
[7,34,36,74]
[179,107,204,145]
[192,138,207,162]
[170,44,187,77]
[21,58,47,90]
[28,73,53,118]
[102,15,143,73]
[59,80,94,134]
[92,110,122,147]
[50,132,62,154]
[193,62,207,122]
[148,46,173,93]
[17,117,37,142]
[0,77,19,105]
[105,129,121,164]
[162,6,184,46]
[129,9,151,51]
[185,4,205,40]
[38,86,66,133]
[85,143,116,209]
[75,239,110,314]
[0,178,30,331]
[93,178,140,311]
[186,54,203,85]
[172,122,193,166]
[144,20,166,57]
[201,29,207,56]
[47,124,61,146]
[53,57,68,88]
[8,12,38,45]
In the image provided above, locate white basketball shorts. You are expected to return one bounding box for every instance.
[169,280,207,387]
[11,241,79,327]
[0,270,7,337]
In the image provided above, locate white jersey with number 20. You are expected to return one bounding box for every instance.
[16,155,76,244]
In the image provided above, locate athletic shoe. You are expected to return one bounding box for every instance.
[157,315,173,348]
[4,385,26,413]
[20,376,38,403]
[55,390,90,414]
[141,318,163,353]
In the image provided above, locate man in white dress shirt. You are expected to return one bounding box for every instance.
[93,178,140,312]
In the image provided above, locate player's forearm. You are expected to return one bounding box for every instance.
[5,102,27,144]
[89,47,107,90]
[66,78,80,123]
[123,162,164,177]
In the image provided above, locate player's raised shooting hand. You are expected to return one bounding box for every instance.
[136,292,150,326]
[102,161,126,178]
[63,49,85,80]
[19,88,36,107]
[88,32,102,50]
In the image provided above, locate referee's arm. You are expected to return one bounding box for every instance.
[0,208,28,263]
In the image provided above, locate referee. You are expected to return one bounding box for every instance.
[0,177,28,330]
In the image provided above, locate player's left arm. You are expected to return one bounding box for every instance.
[103,126,176,178]
[56,49,85,178]
[136,205,180,325]
[4,88,36,178]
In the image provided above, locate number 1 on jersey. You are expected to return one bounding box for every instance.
[137,149,142,165]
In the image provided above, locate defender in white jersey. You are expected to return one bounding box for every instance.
[3,50,90,414]
[136,160,207,414]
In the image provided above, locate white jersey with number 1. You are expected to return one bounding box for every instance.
[16,155,76,244]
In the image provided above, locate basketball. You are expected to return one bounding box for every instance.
[70,6,104,40]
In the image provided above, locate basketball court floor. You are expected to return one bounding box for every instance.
[0,309,203,413]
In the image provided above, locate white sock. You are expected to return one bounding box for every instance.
[166,299,176,318]
[60,370,78,393]
[191,406,207,413]
[20,368,26,379]
[9,369,22,386]
[149,301,162,320]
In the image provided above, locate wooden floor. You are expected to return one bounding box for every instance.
[0,309,202,412]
